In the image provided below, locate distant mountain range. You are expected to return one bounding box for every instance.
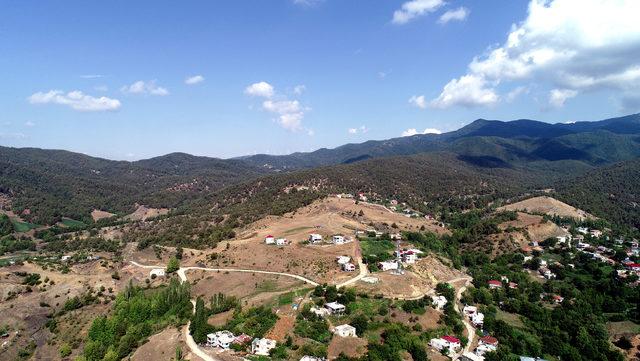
[1,113,639,226]
[238,113,640,169]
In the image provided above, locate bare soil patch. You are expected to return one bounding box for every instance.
[91,209,116,222]
[124,205,169,221]
[327,335,368,360]
[498,196,594,220]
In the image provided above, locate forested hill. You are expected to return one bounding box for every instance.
[0,147,268,224]
[238,113,640,169]
[558,158,640,229]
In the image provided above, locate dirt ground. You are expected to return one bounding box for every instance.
[354,255,466,299]
[124,205,170,221]
[131,327,189,361]
[91,209,115,222]
[0,259,131,361]
[498,196,594,220]
[190,197,447,284]
[189,270,306,307]
[327,335,368,360]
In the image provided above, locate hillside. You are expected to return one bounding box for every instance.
[0,147,267,224]
[558,158,640,229]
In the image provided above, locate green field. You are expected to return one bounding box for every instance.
[277,287,312,306]
[60,218,86,228]
[360,238,395,257]
[10,219,41,233]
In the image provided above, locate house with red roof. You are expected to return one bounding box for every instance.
[429,335,461,353]
[488,280,502,289]
[264,235,275,244]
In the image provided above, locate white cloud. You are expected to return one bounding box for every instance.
[438,7,469,24]
[293,85,306,95]
[548,88,577,108]
[430,74,499,108]
[401,127,442,136]
[24,120,35,127]
[348,125,368,135]
[392,0,445,25]
[506,86,529,102]
[408,95,427,109]
[0,132,27,140]
[185,75,205,85]
[262,99,307,131]
[80,74,104,79]
[245,81,274,98]
[121,80,169,96]
[29,90,122,112]
[431,0,640,109]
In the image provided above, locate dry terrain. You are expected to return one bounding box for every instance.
[91,209,116,222]
[124,205,170,221]
[498,196,594,220]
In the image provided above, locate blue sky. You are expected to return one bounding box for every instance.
[1,0,639,160]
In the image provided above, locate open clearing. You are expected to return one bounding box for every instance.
[91,209,116,222]
[124,205,170,221]
[196,197,447,284]
[498,196,593,220]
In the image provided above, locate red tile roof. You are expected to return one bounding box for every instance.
[480,336,498,345]
[442,335,460,344]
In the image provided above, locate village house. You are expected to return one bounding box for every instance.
[508,282,519,289]
[207,331,235,349]
[431,295,447,310]
[396,250,418,264]
[264,235,275,244]
[459,352,484,361]
[487,280,502,289]
[251,338,277,356]
[61,255,72,262]
[309,234,323,243]
[471,312,485,328]
[233,334,252,345]
[429,335,461,353]
[463,305,477,316]
[332,235,345,244]
[275,238,288,246]
[556,234,572,245]
[552,295,564,304]
[149,268,165,278]
[378,260,399,271]
[332,324,357,337]
[476,336,498,355]
[324,301,346,315]
[390,233,402,240]
[590,229,603,238]
[300,356,326,361]
[342,263,356,272]
[358,193,367,202]
[336,256,351,265]
[539,267,556,279]
[576,227,589,235]
[310,306,330,318]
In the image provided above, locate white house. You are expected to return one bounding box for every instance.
[590,229,603,238]
[207,331,235,349]
[459,352,485,361]
[332,235,345,244]
[300,356,326,361]
[342,263,356,272]
[556,234,572,245]
[324,301,346,315]
[276,238,288,246]
[576,227,589,235]
[336,256,351,265]
[61,255,72,262]
[429,335,461,353]
[265,235,275,244]
[149,269,165,278]
[378,261,399,271]
[471,312,485,327]
[431,295,447,310]
[476,336,498,355]
[310,306,330,318]
[332,324,357,337]
[309,234,323,243]
[463,305,477,316]
[251,338,277,356]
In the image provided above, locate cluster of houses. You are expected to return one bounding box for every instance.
[395,248,422,264]
[264,235,290,246]
[457,335,499,361]
[307,233,352,245]
[206,331,276,356]
[429,335,460,354]
[463,305,485,328]
[307,301,358,338]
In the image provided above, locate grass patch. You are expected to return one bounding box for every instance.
[496,309,525,328]
[360,238,395,256]
[60,218,86,227]
[277,287,312,306]
[10,219,41,232]
[347,298,390,317]
[256,280,278,293]
[606,321,640,338]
